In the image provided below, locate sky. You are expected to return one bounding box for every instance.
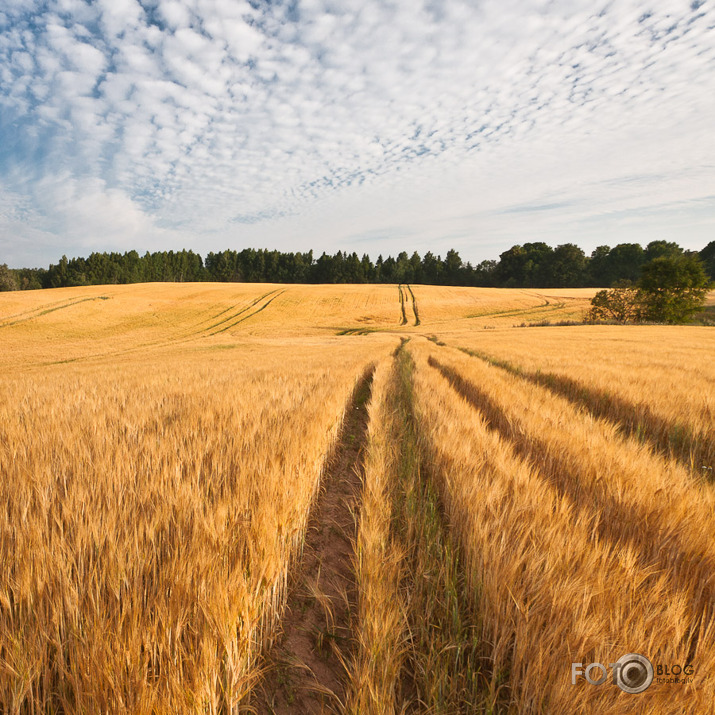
[0,0,714,268]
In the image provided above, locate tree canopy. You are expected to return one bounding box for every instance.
[2,240,713,294]
[0,263,19,291]
[587,255,712,324]
[638,255,712,323]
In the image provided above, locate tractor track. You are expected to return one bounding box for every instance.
[254,367,374,714]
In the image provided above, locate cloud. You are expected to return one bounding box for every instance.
[0,0,714,266]
[36,175,153,239]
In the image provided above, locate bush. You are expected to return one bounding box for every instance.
[586,283,644,323]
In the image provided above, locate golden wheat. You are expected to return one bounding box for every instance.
[450,325,715,470]
[346,359,407,715]
[0,339,387,712]
[411,339,715,713]
[2,282,712,714]
[422,342,715,616]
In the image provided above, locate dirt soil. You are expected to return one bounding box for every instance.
[253,369,374,714]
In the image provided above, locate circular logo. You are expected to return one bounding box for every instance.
[614,653,654,694]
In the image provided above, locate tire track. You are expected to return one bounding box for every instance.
[398,285,408,326]
[406,284,420,326]
[0,295,85,323]
[389,346,484,712]
[466,293,566,321]
[30,291,285,368]
[201,289,280,334]
[0,296,111,329]
[254,367,374,714]
[209,290,285,335]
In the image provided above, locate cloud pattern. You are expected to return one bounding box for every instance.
[0,0,714,265]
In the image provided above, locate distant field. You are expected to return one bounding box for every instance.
[0,283,598,367]
[1,282,714,714]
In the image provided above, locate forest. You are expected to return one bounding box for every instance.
[2,239,714,291]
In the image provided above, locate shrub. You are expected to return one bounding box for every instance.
[586,283,644,323]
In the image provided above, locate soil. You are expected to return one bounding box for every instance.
[253,368,374,714]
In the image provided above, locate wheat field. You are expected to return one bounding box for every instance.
[1,282,713,714]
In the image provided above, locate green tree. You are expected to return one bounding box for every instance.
[380,255,396,283]
[421,252,442,284]
[409,251,423,283]
[700,240,715,281]
[644,240,683,262]
[474,259,497,286]
[607,243,645,284]
[344,252,365,283]
[46,255,70,287]
[586,282,644,323]
[443,249,463,285]
[0,263,19,291]
[548,243,587,287]
[521,242,553,286]
[16,268,45,290]
[360,253,374,282]
[638,255,711,323]
[394,251,412,283]
[588,245,612,286]
[495,244,528,287]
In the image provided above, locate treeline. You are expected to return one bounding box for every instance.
[2,240,714,291]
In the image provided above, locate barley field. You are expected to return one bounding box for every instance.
[1,282,713,714]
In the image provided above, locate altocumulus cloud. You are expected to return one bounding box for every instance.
[0,0,714,266]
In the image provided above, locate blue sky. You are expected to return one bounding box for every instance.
[1,0,714,267]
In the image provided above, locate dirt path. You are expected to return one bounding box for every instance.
[254,368,374,714]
